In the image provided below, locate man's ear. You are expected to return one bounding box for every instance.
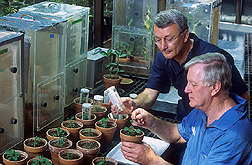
[183,29,189,43]
[210,81,221,96]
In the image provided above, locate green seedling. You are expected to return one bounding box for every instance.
[5,149,21,161]
[99,118,110,128]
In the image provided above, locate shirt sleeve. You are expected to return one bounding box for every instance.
[146,51,171,93]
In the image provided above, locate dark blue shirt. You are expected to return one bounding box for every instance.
[146,33,247,121]
[178,94,252,164]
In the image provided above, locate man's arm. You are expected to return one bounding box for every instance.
[133,88,159,110]
[132,108,186,144]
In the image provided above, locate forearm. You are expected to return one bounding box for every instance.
[133,88,159,110]
[149,117,183,144]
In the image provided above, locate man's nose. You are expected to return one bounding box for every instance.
[160,39,168,50]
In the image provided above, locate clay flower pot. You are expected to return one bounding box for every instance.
[74,97,93,114]
[92,157,118,165]
[95,118,117,146]
[79,128,102,142]
[108,113,130,132]
[46,127,70,141]
[91,105,108,121]
[23,137,47,159]
[27,156,52,165]
[61,120,83,144]
[103,74,122,89]
[58,149,84,165]
[76,139,101,165]
[75,112,97,128]
[48,138,72,165]
[2,149,28,165]
[120,127,144,144]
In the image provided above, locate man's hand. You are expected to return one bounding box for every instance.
[111,97,136,115]
[131,108,155,129]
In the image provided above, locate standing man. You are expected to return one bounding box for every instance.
[121,53,252,164]
[112,9,249,121]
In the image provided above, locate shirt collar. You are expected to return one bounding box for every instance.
[201,93,247,131]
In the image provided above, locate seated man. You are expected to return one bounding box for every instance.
[121,53,252,164]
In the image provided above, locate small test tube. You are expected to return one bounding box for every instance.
[104,86,125,112]
[79,88,90,104]
[82,103,92,120]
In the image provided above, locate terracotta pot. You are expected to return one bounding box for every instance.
[27,157,52,165]
[120,77,133,89]
[120,128,144,144]
[103,74,122,89]
[76,139,101,165]
[46,127,70,141]
[75,112,97,128]
[95,120,117,146]
[48,138,72,165]
[2,150,28,165]
[23,137,47,159]
[61,120,83,144]
[74,97,93,114]
[91,105,108,121]
[92,157,118,165]
[79,128,102,142]
[108,113,130,131]
[58,149,84,165]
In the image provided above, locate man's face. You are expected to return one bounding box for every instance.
[184,64,212,110]
[153,24,186,59]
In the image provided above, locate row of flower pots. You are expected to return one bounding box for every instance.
[2,103,145,165]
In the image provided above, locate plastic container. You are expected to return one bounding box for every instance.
[104,86,124,112]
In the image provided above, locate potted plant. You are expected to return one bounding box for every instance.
[46,127,70,141]
[2,149,28,165]
[75,111,97,128]
[108,113,130,137]
[120,120,144,144]
[73,88,93,114]
[79,128,102,142]
[95,118,117,146]
[76,139,101,165]
[61,117,83,143]
[91,105,108,121]
[101,48,126,89]
[58,149,84,165]
[23,136,48,159]
[92,157,118,165]
[48,137,72,165]
[27,155,52,165]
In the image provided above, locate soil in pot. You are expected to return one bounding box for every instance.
[95,118,117,149]
[76,139,101,165]
[61,120,83,144]
[92,157,118,165]
[27,156,52,165]
[58,149,84,165]
[2,149,28,165]
[120,126,144,144]
[46,127,70,141]
[108,113,130,138]
[75,112,97,128]
[48,137,72,165]
[23,137,48,159]
[79,128,102,142]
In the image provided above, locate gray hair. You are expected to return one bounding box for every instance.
[154,9,188,32]
[184,52,232,92]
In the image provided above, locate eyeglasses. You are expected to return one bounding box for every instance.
[152,31,184,46]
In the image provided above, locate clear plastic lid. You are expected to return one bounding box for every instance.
[82,103,92,108]
[94,95,104,101]
[80,88,89,93]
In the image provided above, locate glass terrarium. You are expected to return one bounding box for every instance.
[166,0,222,45]
[0,31,24,154]
[19,1,90,64]
[112,26,154,70]
[19,2,90,106]
[0,14,66,134]
[112,0,158,30]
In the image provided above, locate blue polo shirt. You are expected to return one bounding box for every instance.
[146,33,247,121]
[178,94,252,164]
